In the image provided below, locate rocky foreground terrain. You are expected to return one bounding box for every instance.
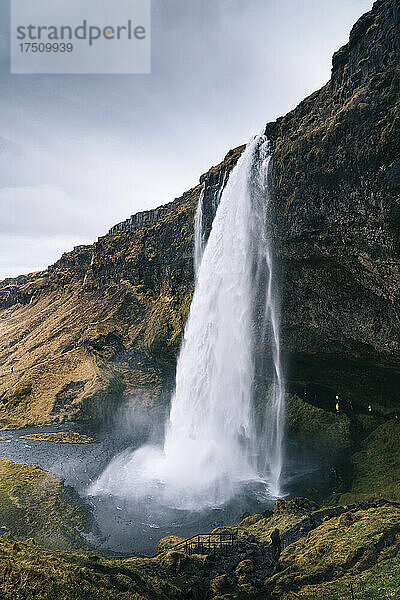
[0,1,399,598]
[0,487,398,599]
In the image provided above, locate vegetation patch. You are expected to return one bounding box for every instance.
[339,420,400,504]
[286,394,353,455]
[213,498,317,544]
[19,431,95,444]
[0,491,398,599]
[265,504,400,598]
[0,537,183,600]
[0,457,88,551]
[156,535,186,554]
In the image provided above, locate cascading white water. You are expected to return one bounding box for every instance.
[83,252,94,287]
[251,141,285,496]
[90,134,285,508]
[193,183,205,276]
[194,171,228,278]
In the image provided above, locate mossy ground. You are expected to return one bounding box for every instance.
[156,535,186,554]
[339,420,400,504]
[287,394,400,506]
[0,500,398,599]
[213,510,305,545]
[286,394,353,455]
[19,431,95,444]
[296,559,400,600]
[267,505,400,599]
[0,538,183,600]
[0,457,87,551]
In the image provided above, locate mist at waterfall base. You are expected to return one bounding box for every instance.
[88,135,285,550]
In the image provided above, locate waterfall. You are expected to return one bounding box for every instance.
[82,252,94,287]
[194,170,228,277]
[214,169,228,211]
[194,183,205,276]
[90,133,285,507]
[251,141,285,496]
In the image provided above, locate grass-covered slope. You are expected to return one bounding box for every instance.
[286,394,353,455]
[0,499,398,599]
[286,393,400,505]
[267,504,400,599]
[0,457,88,551]
[339,420,400,504]
[210,500,400,599]
[0,537,183,600]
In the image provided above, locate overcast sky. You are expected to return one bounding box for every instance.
[0,0,373,280]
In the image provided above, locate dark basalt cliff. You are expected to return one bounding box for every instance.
[265,0,400,404]
[0,0,398,442]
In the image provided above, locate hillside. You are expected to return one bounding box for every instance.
[0,498,399,599]
[0,148,243,427]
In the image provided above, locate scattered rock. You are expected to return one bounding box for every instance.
[209,574,232,596]
[158,550,187,574]
[235,559,254,578]
[274,497,318,515]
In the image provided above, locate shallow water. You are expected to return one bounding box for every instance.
[0,423,331,555]
[0,423,279,555]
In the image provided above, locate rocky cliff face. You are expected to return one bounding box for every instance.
[266,0,400,404]
[0,0,398,431]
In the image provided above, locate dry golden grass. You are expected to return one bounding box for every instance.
[20,431,95,444]
[0,537,183,600]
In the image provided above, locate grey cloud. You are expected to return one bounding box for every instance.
[0,0,373,278]
[0,184,93,237]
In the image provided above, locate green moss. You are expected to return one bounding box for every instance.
[156,535,186,554]
[0,537,183,600]
[339,420,400,504]
[142,288,193,357]
[299,557,400,600]
[213,501,310,544]
[287,394,353,454]
[20,432,95,444]
[266,505,400,598]
[157,550,188,575]
[0,490,398,600]
[0,457,87,551]
[210,574,233,596]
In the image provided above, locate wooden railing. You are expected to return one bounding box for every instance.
[166,532,237,556]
